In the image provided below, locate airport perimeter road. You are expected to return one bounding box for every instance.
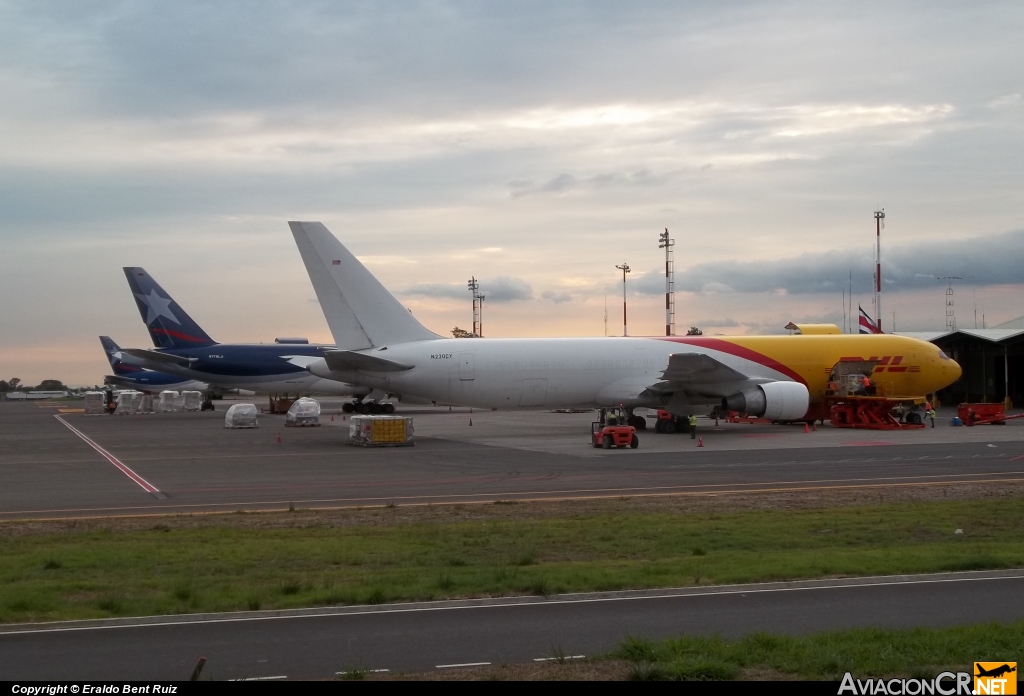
[1,570,1022,680]
[2,402,1024,519]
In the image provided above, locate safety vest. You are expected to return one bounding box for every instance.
[688,415,697,426]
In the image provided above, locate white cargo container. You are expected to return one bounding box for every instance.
[285,397,321,427]
[349,415,414,446]
[224,403,259,428]
[182,391,203,412]
[84,391,105,415]
[158,391,180,412]
[115,391,138,414]
[138,394,154,413]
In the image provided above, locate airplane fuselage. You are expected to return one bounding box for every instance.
[122,343,368,396]
[310,334,961,415]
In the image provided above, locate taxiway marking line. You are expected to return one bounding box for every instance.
[2,572,1022,636]
[4,473,1024,522]
[436,662,491,669]
[53,415,165,498]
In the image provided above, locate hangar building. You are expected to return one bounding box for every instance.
[901,316,1024,407]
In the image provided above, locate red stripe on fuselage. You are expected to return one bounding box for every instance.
[150,327,213,344]
[656,336,806,384]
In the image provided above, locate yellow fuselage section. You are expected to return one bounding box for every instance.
[706,334,962,402]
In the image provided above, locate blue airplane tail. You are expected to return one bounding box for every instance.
[123,267,217,349]
[99,336,145,376]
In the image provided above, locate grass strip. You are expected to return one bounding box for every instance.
[617,620,1024,680]
[1,496,1023,623]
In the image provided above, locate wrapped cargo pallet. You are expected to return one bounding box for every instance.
[224,403,259,428]
[285,397,321,427]
[115,391,138,414]
[182,390,203,412]
[348,415,414,447]
[84,391,105,416]
[131,392,145,411]
[158,391,180,412]
[138,394,154,413]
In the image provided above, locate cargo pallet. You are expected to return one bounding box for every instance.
[825,395,925,430]
[348,441,414,447]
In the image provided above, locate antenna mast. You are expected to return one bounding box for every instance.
[874,209,885,333]
[937,276,962,332]
[659,228,675,336]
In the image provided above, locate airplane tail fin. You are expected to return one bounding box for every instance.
[289,221,440,349]
[122,267,217,349]
[99,336,143,376]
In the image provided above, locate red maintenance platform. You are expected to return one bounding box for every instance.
[956,403,1024,426]
[824,396,926,430]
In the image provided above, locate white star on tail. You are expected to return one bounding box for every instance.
[134,290,180,325]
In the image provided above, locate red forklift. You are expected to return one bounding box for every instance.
[591,407,639,449]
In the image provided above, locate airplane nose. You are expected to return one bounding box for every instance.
[946,358,963,384]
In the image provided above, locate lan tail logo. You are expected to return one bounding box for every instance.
[974,662,1017,695]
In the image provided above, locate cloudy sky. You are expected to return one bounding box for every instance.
[2,1,1023,384]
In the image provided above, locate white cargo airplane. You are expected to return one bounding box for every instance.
[289,222,961,427]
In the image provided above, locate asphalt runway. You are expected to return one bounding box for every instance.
[2,400,1024,520]
[1,570,1022,680]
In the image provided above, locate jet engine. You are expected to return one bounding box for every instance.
[722,381,809,421]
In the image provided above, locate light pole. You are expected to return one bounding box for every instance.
[467,277,480,336]
[615,263,631,336]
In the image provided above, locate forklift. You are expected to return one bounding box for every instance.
[591,406,640,449]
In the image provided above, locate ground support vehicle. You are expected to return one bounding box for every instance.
[957,403,1024,426]
[825,396,926,430]
[591,408,639,449]
[653,410,690,434]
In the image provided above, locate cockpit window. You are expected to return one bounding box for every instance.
[938,350,951,360]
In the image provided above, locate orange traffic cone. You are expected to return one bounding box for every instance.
[275,432,281,443]
[697,437,704,447]
[804,422,809,433]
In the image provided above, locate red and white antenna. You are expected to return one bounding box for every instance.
[659,228,675,336]
[874,209,885,333]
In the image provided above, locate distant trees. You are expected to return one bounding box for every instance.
[686,327,703,336]
[0,378,69,392]
[451,327,477,338]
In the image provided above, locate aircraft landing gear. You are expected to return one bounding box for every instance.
[626,409,647,430]
[343,399,395,415]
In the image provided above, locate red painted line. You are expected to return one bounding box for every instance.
[1010,455,1024,462]
[54,415,164,497]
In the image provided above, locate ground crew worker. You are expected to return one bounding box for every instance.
[928,408,936,428]
[688,414,697,439]
[862,375,874,396]
[606,411,617,426]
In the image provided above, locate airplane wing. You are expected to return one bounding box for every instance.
[323,350,414,372]
[646,352,751,393]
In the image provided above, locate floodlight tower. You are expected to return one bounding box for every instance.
[467,277,480,337]
[874,209,885,332]
[659,228,675,336]
[615,262,631,336]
